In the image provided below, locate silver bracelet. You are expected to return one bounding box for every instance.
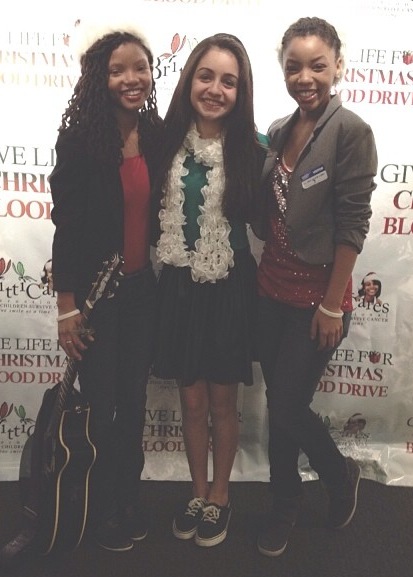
[318,303,344,319]
[57,308,80,322]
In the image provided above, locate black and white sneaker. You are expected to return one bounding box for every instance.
[195,502,232,547]
[172,497,207,540]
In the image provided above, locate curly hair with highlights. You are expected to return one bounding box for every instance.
[58,31,161,165]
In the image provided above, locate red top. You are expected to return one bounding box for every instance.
[257,158,353,311]
[119,155,150,273]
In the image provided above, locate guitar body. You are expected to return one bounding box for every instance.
[1,254,122,563]
[20,383,96,554]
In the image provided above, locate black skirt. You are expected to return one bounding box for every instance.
[153,248,257,387]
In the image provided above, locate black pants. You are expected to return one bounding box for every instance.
[78,265,157,525]
[256,296,352,498]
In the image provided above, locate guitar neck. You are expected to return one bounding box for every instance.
[47,358,78,437]
[47,299,93,436]
[46,253,123,437]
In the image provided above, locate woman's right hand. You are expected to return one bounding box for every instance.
[57,292,94,360]
[58,314,93,361]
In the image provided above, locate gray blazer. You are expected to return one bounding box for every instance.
[251,95,378,265]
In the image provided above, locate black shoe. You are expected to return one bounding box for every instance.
[122,507,149,542]
[95,520,134,552]
[0,525,40,570]
[173,497,207,540]
[195,502,232,547]
[257,496,301,558]
[328,457,361,529]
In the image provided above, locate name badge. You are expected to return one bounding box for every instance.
[301,165,328,189]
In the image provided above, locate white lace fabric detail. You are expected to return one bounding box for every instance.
[156,124,234,283]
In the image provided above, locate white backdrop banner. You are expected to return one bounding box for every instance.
[1,0,413,486]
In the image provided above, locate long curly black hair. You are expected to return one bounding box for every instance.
[59,31,162,165]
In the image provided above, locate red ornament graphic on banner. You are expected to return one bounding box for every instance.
[402,51,413,65]
[369,351,381,364]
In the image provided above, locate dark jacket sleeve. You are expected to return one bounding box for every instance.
[50,129,125,295]
[50,130,89,293]
[332,116,377,252]
[139,117,164,247]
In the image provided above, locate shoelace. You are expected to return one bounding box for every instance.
[185,497,206,517]
[201,505,220,525]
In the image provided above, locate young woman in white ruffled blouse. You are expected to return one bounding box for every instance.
[153,33,267,547]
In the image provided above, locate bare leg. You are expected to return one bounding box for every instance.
[207,382,239,506]
[179,380,210,499]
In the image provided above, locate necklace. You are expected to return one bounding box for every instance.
[281,153,293,173]
[156,124,234,283]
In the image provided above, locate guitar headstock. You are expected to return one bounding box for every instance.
[84,253,124,313]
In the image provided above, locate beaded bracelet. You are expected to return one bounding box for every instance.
[318,303,344,319]
[57,308,80,322]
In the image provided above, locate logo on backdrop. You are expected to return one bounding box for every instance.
[0,401,35,458]
[153,33,190,85]
[0,255,55,303]
[158,33,187,62]
[403,51,413,65]
[152,32,197,113]
[0,254,65,387]
[353,271,389,313]
[319,410,387,482]
[351,271,390,326]
[0,402,35,428]
[318,412,385,478]
[320,412,370,447]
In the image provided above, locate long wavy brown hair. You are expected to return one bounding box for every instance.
[158,33,265,221]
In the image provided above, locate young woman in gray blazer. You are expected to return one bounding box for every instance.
[252,17,378,558]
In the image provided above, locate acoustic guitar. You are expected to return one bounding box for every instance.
[18,252,123,555]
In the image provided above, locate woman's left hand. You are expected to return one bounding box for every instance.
[310,308,343,351]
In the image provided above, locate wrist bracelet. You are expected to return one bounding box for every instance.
[57,308,80,322]
[318,303,344,319]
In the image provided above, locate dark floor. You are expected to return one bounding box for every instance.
[0,479,412,577]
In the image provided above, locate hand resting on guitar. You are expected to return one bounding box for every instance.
[57,292,95,361]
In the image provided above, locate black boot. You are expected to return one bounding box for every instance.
[121,504,149,542]
[257,495,302,557]
[327,457,361,529]
[0,519,41,571]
